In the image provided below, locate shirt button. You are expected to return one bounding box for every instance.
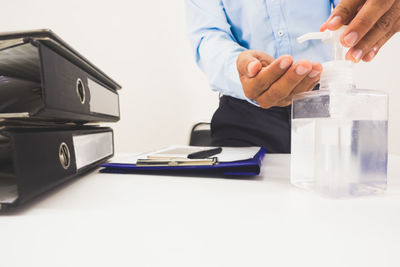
[278,30,284,37]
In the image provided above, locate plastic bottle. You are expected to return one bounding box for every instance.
[290,27,388,198]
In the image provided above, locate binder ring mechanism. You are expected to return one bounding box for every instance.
[76,78,86,104]
[59,142,71,170]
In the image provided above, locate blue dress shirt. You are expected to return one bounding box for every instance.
[186,0,341,104]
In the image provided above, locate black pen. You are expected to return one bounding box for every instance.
[187,147,222,159]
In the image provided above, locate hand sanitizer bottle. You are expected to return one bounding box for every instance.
[290,27,388,197]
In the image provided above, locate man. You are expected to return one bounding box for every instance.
[185,0,400,153]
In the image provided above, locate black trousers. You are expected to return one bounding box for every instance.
[210,95,292,153]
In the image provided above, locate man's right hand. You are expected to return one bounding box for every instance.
[237,50,322,109]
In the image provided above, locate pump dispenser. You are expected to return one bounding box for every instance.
[290,27,388,197]
[297,27,355,90]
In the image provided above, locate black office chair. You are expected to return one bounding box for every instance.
[189,122,212,146]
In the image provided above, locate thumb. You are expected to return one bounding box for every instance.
[237,51,262,78]
[247,60,262,78]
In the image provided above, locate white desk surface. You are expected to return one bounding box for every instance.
[1,154,400,267]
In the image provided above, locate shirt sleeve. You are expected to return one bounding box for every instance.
[185,0,248,100]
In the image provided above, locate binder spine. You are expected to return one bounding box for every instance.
[38,43,120,122]
[0,127,114,210]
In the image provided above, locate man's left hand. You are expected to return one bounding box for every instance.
[321,0,400,62]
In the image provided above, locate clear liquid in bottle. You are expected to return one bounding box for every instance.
[291,89,388,197]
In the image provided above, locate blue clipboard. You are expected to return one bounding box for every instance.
[100,147,266,176]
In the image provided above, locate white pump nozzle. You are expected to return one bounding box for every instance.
[297,26,355,90]
[297,31,332,43]
[297,27,348,61]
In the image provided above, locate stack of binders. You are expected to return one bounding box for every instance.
[0,30,121,210]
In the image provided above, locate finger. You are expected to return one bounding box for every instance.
[237,50,275,78]
[291,62,322,95]
[278,80,320,107]
[361,22,398,62]
[256,60,312,109]
[250,50,276,67]
[341,0,395,48]
[346,2,400,62]
[361,46,379,62]
[323,0,365,31]
[237,51,262,78]
[277,63,322,106]
[243,55,293,99]
[321,3,365,31]
[320,21,328,32]
[247,60,262,77]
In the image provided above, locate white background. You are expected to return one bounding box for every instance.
[2,0,399,154]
